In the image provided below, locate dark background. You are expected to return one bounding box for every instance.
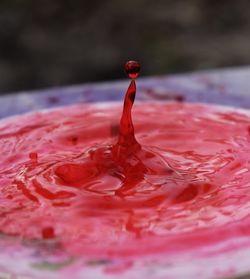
[1,0,250,94]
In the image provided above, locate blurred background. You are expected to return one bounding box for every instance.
[0,0,250,94]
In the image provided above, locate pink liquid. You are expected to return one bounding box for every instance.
[1,100,250,258]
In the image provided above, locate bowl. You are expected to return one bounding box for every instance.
[1,67,250,279]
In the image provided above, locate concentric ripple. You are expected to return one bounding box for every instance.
[1,102,250,256]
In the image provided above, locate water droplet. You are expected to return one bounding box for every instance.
[124,61,140,79]
[29,152,38,163]
[42,226,55,239]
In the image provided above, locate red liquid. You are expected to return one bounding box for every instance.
[1,101,250,257]
[124,60,140,79]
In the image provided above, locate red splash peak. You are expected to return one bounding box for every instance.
[112,61,141,163]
